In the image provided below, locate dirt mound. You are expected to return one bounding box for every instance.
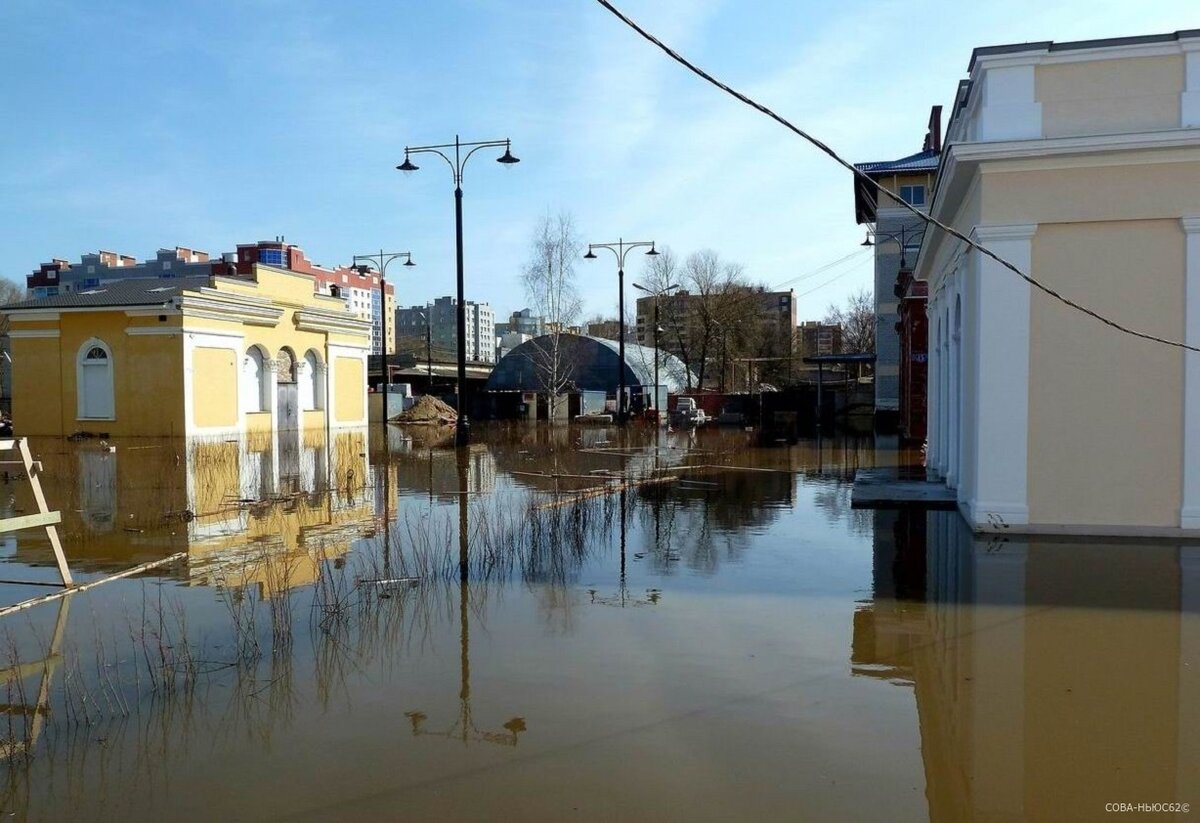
[392,395,458,425]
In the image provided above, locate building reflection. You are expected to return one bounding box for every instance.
[854,509,1200,820]
[8,430,373,594]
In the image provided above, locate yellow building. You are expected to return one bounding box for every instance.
[917,30,1200,535]
[3,264,372,439]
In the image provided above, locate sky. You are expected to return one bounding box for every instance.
[2,0,1199,323]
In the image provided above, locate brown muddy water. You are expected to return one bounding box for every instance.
[0,423,1195,821]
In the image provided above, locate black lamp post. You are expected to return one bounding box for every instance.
[399,136,519,447]
[585,239,658,424]
[352,251,415,446]
[632,281,679,420]
[861,225,925,269]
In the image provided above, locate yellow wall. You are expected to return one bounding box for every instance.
[10,329,64,437]
[8,265,369,438]
[1027,220,1184,527]
[1036,55,1184,138]
[982,156,1200,226]
[12,314,185,438]
[876,172,935,203]
[192,347,239,428]
[334,357,364,422]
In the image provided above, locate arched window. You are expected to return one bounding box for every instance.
[242,347,270,413]
[77,339,114,420]
[300,350,324,411]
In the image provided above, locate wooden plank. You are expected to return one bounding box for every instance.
[0,512,60,534]
[17,439,72,586]
[0,552,187,620]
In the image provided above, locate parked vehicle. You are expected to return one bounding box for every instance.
[670,397,708,427]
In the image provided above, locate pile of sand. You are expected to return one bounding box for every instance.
[392,395,458,425]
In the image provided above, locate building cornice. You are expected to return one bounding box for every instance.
[918,129,1200,278]
[177,292,283,328]
[294,308,373,336]
[972,224,1038,242]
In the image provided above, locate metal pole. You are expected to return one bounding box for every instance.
[380,273,389,444]
[426,306,433,395]
[817,362,824,429]
[653,298,660,417]
[455,177,468,446]
[617,254,627,425]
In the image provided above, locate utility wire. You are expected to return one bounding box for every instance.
[771,246,871,289]
[593,0,1199,354]
[794,257,874,299]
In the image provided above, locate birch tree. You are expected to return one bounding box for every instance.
[522,212,583,419]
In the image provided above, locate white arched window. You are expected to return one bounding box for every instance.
[242,347,271,413]
[300,350,324,411]
[77,339,115,420]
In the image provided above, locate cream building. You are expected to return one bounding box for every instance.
[3,264,372,439]
[916,30,1200,535]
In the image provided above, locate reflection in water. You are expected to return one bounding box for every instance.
[0,425,1194,820]
[855,509,1200,821]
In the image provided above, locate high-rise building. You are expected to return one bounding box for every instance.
[497,307,545,337]
[398,296,495,364]
[799,321,843,357]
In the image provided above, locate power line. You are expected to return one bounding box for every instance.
[592,0,1199,354]
[771,246,871,289]
[794,257,873,299]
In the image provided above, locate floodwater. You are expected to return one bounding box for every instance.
[0,423,1196,821]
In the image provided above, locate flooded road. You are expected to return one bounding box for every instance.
[0,424,1195,821]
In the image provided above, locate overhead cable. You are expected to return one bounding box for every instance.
[593,0,1199,354]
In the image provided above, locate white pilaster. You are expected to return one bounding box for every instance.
[967,225,1036,529]
[947,283,962,492]
[1182,46,1200,128]
[940,303,951,479]
[926,300,941,476]
[1181,217,1200,529]
[977,65,1042,141]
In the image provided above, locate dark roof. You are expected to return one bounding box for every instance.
[803,353,876,365]
[854,149,940,176]
[968,29,1200,73]
[2,276,212,311]
[486,333,694,394]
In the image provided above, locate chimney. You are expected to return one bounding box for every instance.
[924,105,943,153]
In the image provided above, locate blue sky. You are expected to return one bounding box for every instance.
[2,0,1198,321]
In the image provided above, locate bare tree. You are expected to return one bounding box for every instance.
[522,212,583,419]
[0,278,23,336]
[825,287,875,353]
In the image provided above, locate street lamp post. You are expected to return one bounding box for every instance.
[351,250,415,447]
[398,136,519,447]
[632,281,679,421]
[585,239,659,424]
[861,225,925,269]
